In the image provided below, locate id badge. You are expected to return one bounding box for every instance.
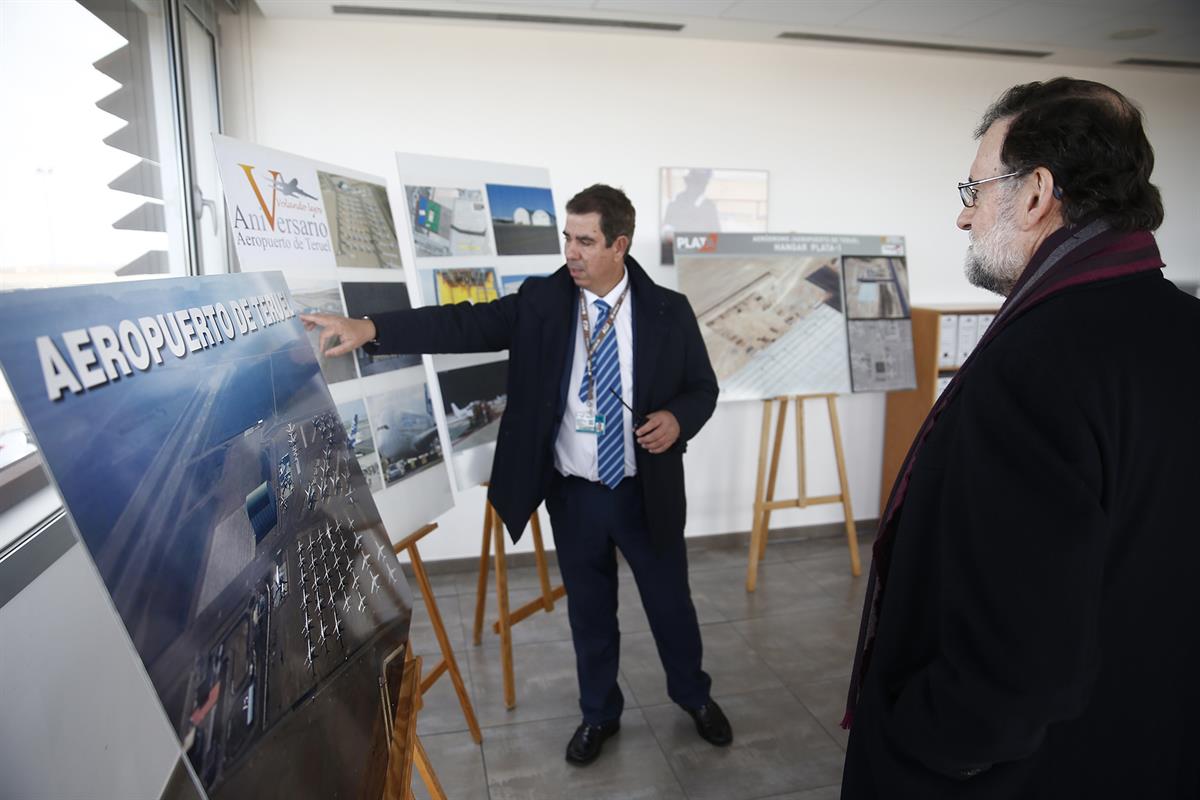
[575,411,606,435]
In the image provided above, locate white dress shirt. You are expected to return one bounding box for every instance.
[554,270,637,482]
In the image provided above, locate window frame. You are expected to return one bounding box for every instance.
[0,0,232,574]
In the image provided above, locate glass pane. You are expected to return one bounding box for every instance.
[0,0,187,468]
[182,9,228,276]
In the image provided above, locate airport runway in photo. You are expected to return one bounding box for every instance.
[679,255,843,384]
[492,223,561,256]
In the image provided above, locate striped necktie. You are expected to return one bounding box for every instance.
[579,298,625,489]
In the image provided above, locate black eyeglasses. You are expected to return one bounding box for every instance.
[957,171,1021,208]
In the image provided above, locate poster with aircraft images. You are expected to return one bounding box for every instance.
[394,152,562,489]
[0,273,414,800]
[659,167,769,266]
[674,232,915,400]
[213,134,454,539]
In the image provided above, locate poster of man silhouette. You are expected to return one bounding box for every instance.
[659,167,769,265]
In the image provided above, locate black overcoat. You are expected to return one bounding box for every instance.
[368,255,718,548]
[843,271,1200,798]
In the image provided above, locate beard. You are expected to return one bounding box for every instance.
[963,191,1028,297]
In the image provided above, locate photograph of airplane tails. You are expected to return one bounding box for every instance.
[336,398,383,493]
[436,360,508,451]
[366,384,444,488]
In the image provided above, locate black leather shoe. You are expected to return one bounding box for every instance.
[684,699,733,746]
[565,719,621,765]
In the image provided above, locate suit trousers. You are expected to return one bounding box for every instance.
[545,473,712,725]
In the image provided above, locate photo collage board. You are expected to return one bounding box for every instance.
[393,153,562,490]
[674,231,916,400]
[213,134,454,538]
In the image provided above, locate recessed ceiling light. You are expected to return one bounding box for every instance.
[1109,28,1157,41]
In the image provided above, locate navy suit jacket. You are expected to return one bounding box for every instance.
[367,255,718,548]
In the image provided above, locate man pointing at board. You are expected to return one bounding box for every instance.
[302,184,732,765]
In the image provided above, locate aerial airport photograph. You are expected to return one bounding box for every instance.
[842,255,911,320]
[317,171,403,269]
[677,253,852,398]
[0,275,413,799]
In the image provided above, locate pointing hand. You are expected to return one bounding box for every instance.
[298,313,376,357]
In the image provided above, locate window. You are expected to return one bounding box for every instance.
[0,0,227,477]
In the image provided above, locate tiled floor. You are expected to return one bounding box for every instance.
[406,532,872,800]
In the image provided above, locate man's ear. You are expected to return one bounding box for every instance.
[612,234,630,259]
[1022,166,1063,229]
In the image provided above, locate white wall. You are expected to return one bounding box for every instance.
[0,543,183,799]
[219,12,1200,561]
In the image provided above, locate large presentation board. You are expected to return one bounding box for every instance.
[0,273,414,799]
[213,135,453,536]
[393,153,562,489]
[675,232,916,400]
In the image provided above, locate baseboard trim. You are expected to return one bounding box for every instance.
[415,518,879,576]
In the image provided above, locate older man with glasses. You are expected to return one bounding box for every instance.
[840,77,1200,799]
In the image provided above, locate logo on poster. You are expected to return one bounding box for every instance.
[675,234,719,253]
[231,164,331,253]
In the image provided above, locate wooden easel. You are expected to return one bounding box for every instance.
[392,523,482,744]
[746,394,861,592]
[383,654,447,800]
[473,489,566,709]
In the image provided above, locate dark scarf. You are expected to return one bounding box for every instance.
[842,220,1165,729]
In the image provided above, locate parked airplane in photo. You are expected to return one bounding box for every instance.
[375,407,441,481]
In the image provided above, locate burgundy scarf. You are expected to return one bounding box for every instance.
[842,220,1165,729]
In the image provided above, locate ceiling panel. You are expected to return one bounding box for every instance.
[1051,9,1200,54]
[1152,0,1200,14]
[722,0,874,28]
[1023,0,1163,10]
[951,3,1122,45]
[594,0,738,18]
[448,0,599,6]
[260,0,1200,66]
[840,0,1018,37]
